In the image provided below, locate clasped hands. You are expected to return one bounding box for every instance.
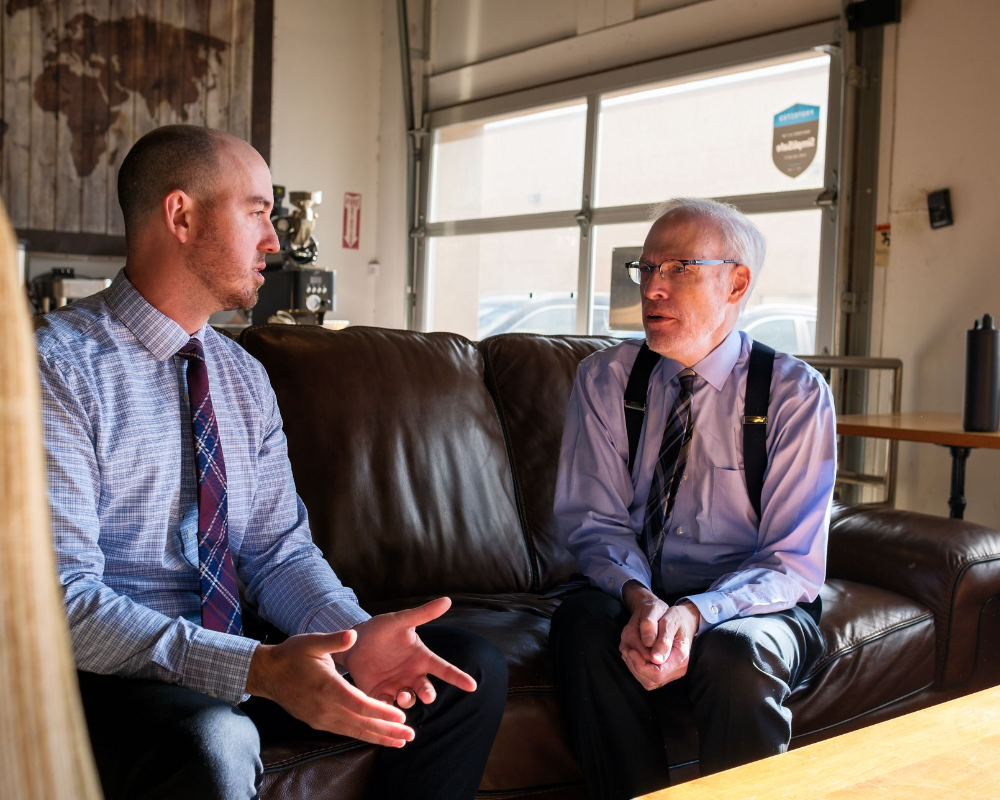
[620,580,701,691]
[245,596,475,748]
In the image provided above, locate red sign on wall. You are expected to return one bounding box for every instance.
[343,192,362,249]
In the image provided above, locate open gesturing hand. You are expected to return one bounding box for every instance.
[341,596,477,709]
[245,629,416,747]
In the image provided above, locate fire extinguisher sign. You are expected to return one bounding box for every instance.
[343,192,362,249]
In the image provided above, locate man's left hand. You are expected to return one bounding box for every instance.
[340,597,477,709]
[620,598,701,691]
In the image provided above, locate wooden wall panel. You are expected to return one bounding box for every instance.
[230,0,252,143]
[131,0,160,142]
[105,0,134,236]
[185,0,210,127]
[53,0,85,233]
[159,0,183,126]
[205,0,233,130]
[28,2,57,231]
[80,0,111,234]
[0,0,270,253]
[2,6,32,229]
[205,0,231,131]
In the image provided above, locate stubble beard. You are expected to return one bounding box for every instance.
[232,257,264,311]
[643,303,730,362]
[188,225,263,312]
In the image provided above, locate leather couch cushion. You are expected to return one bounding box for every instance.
[789,578,935,733]
[480,334,618,589]
[829,502,1000,689]
[261,739,374,800]
[240,325,531,602]
[260,579,934,796]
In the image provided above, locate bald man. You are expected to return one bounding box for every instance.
[36,125,506,800]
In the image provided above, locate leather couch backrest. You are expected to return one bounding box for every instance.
[241,325,532,603]
[479,333,619,590]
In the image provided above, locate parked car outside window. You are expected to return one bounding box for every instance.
[478,292,816,354]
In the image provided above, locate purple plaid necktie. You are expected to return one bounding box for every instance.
[177,338,243,635]
[641,368,696,595]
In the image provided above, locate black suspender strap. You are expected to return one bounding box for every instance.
[744,340,775,522]
[624,339,774,522]
[624,343,661,475]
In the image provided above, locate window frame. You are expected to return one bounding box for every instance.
[416,20,844,353]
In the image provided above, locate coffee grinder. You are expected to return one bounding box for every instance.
[254,187,336,325]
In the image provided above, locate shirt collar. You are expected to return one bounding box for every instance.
[656,328,742,392]
[105,269,205,361]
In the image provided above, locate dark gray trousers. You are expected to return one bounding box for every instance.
[549,588,824,800]
[78,625,507,800]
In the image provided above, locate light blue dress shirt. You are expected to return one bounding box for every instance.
[554,329,836,633]
[36,270,370,705]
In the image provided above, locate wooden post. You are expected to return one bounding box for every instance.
[0,199,102,798]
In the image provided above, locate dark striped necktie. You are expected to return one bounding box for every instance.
[641,368,696,595]
[177,338,243,635]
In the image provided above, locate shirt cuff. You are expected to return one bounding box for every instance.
[185,627,261,705]
[302,601,372,636]
[589,563,651,602]
[676,591,737,635]
[299,601,372,678]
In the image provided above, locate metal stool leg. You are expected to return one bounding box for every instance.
[948,446,972,519]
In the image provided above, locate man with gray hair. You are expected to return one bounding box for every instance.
[549,198,835,799]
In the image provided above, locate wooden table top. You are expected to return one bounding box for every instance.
[640,686,1000,799]
[836,411,1000,450]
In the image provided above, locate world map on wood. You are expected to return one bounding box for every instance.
[0,0,260,241]
[35,13,228,177]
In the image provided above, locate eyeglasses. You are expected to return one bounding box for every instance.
[624,259,738,285]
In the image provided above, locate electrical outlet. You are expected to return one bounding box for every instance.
[928,189,953,229]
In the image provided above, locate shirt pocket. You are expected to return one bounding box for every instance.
[707,466,757,546]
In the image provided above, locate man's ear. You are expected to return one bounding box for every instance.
[162,190,194,244]
[729,264,752,306]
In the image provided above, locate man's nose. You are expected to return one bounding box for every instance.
[261,218,280,253]
[642,270,671,299]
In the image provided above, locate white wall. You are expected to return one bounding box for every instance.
[269,0,409,330]
[872,0,1000,527]
[271,0,384,327]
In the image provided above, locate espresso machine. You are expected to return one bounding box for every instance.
[254,186,336,325]
[30,266,112,314]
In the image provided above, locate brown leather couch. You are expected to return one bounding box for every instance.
[237,324,1000,799]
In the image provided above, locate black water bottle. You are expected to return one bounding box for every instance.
[963,314,1000,432]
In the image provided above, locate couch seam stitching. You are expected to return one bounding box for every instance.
[808,611,934,674]
[481,336,541,591]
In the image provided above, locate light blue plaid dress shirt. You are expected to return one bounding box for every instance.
[36,270,370,705]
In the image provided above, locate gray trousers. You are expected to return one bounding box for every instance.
[78,625,507,800]
[549,587,824,800]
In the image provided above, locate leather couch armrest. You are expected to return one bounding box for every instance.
[828,503,1000,689]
